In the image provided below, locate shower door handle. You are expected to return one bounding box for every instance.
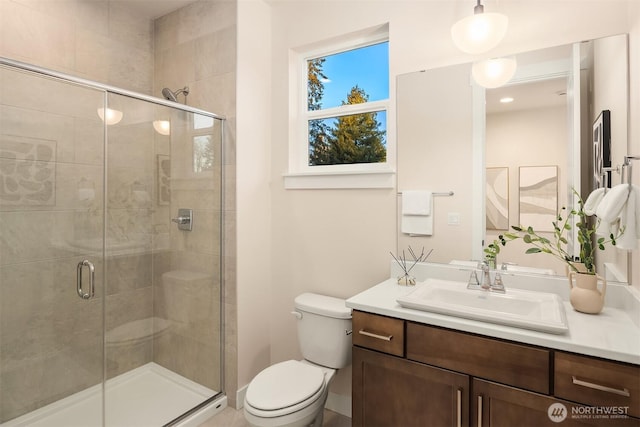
[76,260,95,300]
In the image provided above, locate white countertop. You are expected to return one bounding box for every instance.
[346,276,640,365]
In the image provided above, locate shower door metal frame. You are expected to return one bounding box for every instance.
[0,55,227,427]
[0,57,225,121]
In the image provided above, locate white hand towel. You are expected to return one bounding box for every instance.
[402,215,433,236]
[584,187,605,215]
[616,185,639,250]
[595,183,629,223]
[401,191,433,236]
[402,191,432,215]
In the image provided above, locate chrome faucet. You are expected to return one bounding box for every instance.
[480,261,492,291]
[491,271,506,293]
[466,260,506,293]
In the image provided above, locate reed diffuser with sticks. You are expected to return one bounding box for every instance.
[390,246,433,286]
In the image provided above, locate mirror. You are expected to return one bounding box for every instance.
[397,34,629,282]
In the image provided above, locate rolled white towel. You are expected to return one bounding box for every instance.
[595,183,630,223]
[583,187,605,215]
[616,185,640,250]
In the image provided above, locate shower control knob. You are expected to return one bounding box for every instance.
[171,209,193,231]
[171,216,190,224]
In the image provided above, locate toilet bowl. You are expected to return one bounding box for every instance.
[244,360,335,427]
[243,293,352,427]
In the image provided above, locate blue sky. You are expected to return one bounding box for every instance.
[318,41,389,109]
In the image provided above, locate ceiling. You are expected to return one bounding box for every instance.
[486,77,568,114]
[112,0,198,20]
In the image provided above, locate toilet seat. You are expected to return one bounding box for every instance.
[245,360,326,417]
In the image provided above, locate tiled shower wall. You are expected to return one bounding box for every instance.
[153,0,238,406]
[0,0,157,421]
[0,0,154,93]
[0,70,107,422]
[0,0,237,419]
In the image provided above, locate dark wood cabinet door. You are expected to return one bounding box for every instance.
[473,379,640,427]
[353,346,469,427]
[555,351,640,418]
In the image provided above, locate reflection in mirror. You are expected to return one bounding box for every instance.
[485,45,572,277]
[396,34,629,283]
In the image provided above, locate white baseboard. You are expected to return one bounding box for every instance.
[236,384,249,409]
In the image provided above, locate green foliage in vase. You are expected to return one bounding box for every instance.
[498,189,624,275]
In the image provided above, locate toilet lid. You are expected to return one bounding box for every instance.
[245,360,325,411]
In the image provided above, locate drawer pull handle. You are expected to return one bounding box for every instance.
[358,329,393,341]
[572,376,631,397]
[456,389,462,427]
[477,395,483,427]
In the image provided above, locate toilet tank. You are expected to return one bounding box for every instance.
[294,293,353,369]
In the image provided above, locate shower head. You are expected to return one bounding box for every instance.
[162,86,190,103]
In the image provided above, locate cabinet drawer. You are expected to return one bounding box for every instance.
[352,311,404,357]
[407,322,550,394]
[555,352,640,418]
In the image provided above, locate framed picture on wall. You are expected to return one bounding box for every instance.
[593,110,611,189]
[486,167,509,230]
[519,166,558,232]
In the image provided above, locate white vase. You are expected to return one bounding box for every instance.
[568,272,606,314]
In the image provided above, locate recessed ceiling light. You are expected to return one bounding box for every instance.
[500,97,514,103]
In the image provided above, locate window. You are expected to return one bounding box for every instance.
[285,27,394,189]
[192,114,215,174]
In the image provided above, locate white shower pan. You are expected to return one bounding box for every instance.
[1,363,223,427]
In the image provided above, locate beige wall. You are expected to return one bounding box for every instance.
[258,0,638,412]
[396,64,475,264]
[236,0,273,397]
[485,105,569,274]
[629,2,640,290]
[592,34,631,280]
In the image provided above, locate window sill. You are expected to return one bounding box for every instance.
[283,170,395,189]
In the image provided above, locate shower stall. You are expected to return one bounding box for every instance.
[0,58,226,426]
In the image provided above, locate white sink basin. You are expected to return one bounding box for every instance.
[396,278,569,334]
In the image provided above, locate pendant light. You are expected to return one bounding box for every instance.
[471,57,517,88]
[97,107,123,125]
[451,0,508,55]
[153,120,171,135]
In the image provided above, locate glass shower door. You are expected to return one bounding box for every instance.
[103,93,224,426]
[0,66,105,425]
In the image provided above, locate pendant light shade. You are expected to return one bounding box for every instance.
[97,107,123,125]
[472,57,517,88]
[451,1,508,55]
[153,120,171,135]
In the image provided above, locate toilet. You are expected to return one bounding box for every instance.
[243,293,352,427]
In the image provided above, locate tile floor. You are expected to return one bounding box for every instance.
[198,407,351,427]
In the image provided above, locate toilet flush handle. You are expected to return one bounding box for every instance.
[290,311,303,319]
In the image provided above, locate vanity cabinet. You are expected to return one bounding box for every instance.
[351,310,640,427]
[554,352,640,418]
[353,347,469,427]
[472,379,639,427]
